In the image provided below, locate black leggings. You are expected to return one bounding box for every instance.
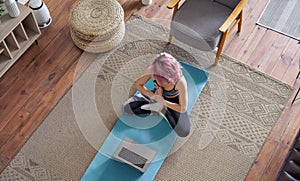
[123,94,190,137]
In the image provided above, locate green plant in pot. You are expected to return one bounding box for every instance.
[0,6,4,17]
[0,7,4,15]
[0,6,4,24]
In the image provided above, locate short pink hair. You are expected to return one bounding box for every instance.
[150,52,182,84]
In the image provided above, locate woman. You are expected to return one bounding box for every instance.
[123,52,190,137]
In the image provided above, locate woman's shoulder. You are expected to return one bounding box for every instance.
[145,66,151,73]
[179,75,187,83]
[141,66,152,78]
[175,76,187,89]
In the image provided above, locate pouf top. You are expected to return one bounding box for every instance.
[69,0,124,38]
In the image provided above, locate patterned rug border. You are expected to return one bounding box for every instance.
[220,53,293,90]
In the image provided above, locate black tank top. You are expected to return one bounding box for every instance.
[153,80,180,98]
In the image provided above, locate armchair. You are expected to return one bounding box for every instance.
[291,59,300,105]
[167,0,248,65]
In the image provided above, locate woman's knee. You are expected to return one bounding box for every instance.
[166,111,190,137]
[122,103,133,114]
[174,124,190,137]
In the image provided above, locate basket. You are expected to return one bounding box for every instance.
[69,0,125,53]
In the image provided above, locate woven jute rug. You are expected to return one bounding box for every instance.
[0,14,293,180]
[257,0,300,40]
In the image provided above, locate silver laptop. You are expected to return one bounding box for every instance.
[113,137,156,173]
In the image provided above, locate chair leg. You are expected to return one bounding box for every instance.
[168,33,173,43]
[294,71,300,85]
[168,3,179,44]
[292,87,300,105]
[215,48,221,65]
[238,10,243,32]
[292,71,300,105]
[215,31,228,65]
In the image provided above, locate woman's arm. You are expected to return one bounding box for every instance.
[154,77,188,113]
[135,67,156,99]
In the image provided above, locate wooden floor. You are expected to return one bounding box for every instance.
[0,0,299,180]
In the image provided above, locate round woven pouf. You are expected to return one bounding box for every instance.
[69,0,125,53]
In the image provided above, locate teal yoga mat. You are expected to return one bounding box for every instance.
[81,61,208,181]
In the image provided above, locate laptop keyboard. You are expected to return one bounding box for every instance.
[118,147,148,169]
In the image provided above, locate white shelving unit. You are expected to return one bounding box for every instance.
[0,3,41,78]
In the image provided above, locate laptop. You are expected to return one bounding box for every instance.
[113,137,156,173]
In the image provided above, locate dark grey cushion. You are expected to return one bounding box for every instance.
[214,0,240,9]
[171,0,233,51]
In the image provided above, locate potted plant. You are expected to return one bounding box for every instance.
[0,5,4,24]
[0,6,4,16]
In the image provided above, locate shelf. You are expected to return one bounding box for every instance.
[0,3,41,78]
[2,41,13,59]
[13,23,29,41]
[22,12,40,36]
[5,33,20,57]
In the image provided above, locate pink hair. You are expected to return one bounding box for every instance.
[150,52,182,84]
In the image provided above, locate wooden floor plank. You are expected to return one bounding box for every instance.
[222,0,253,53]
[0,0,76,97]
[23,29,80,112]
[261,102,300,180]
[246,30,279,68]
[281,49,300,85]
[0,42,83,173]
[236,26,267,64]
[223,0,267,58]
[119,0,143,21]
[138,0,170,18]
[0,0,76,127]
[245,138,279,181]
[247,81,300,180]
[137,0,173,28]
[0,27,75,133]
[23,49,81,113]
[257,35,290,74]
[0,109,31,150]
[270,39,300,81]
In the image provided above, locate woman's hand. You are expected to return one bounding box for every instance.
[153,94,164,104]
[153,87,164,103]
[155,87,163,96]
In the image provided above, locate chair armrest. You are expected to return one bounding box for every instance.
[167,0,181,9]
[219,0,248,32]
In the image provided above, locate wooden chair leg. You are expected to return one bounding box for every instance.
[238,10,243,32]
[215,31,228,65]
[215,48,221,65]
[292,87,300,105]
[168,33,173,43]
[292,70,300,105]
[168,3,179,44]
